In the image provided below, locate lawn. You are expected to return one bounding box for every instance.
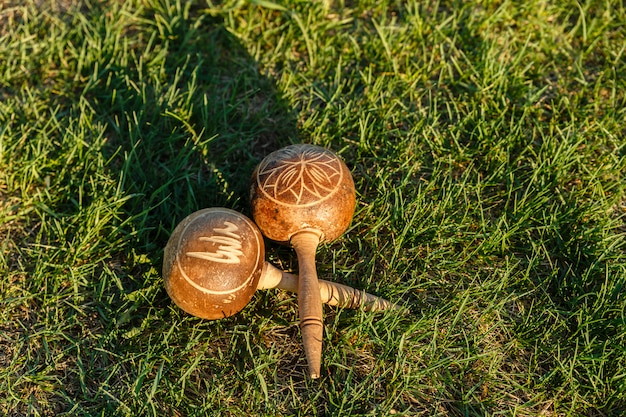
[1,0,625,415]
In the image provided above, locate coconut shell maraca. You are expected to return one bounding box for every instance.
[250,144,356,378]
[163,208,396,322]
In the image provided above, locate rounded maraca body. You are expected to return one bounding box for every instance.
[163,208,264,320]
[250,144,356,244]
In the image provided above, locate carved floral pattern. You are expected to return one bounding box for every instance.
[256,146,343,206]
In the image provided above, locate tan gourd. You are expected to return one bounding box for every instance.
[163,208,394,321]
[250,144,356,378]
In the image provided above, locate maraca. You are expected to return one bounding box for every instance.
[250,144,356,378]
[163,208,395,321]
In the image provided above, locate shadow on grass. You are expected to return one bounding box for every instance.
[88,9,300,301]
[63,1,316,413]
[87,5,299,249]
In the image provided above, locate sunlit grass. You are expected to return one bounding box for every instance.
[1,0,625,415]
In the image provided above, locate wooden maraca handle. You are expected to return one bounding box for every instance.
[291,230,324,379]
[259,263,401,311]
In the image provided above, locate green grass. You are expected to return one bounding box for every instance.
[1,0,625,415]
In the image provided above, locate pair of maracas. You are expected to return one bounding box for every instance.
[163,144,397,379]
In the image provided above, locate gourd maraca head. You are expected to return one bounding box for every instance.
[250,144,356,244]
[163,208,264,320]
